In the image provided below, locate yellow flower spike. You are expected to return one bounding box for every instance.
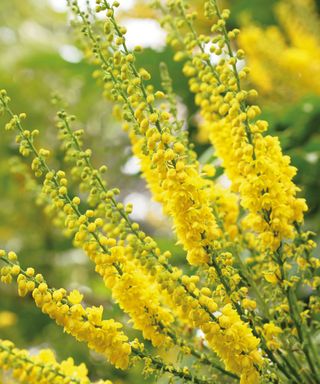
[0,252,132,370]
[72,1,242,273]
[155,19,320,382]
[0,339,113,384]
[51,45,247,380]
[159,0,308,254]
[1,95,180,354]
[59,4,267,381]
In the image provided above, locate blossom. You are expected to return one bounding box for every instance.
[0,338,113,384]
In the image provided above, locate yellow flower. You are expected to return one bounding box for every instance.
[263,272,279,284]
[0,338,112,384]
[0,311,17,328]
[263,323,283,350]
[68,289,84,305]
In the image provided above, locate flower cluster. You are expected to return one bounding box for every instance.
[71,0,242,267]
[239,0,320,103]
[0,256,212,384]
[159,0,308,252]
[0,339,111,384]
[0,90,225,384]
[155,0,319,381]
[0,250,131,370]
[0,1,319,384]
[3,88,264,382]
[66,3,266,382]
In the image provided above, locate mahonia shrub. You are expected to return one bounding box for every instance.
[0,1,319,383]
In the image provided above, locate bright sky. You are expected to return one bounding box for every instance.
[48,0,165,49]
[48,0,135,12]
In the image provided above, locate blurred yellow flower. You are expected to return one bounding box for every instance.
[0,311,17,328]
[239,0,320,104]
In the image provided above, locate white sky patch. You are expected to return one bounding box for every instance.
[124,192,149,220]
[118,0,136,10]
[121,156,141,175]
[204,42,225,65]
[123,193,167,231]
[236,58,246,71]
[146,199,167,229]
[56,249,88,265]
[28,345,50,356]
[0,27,16,44]
[48,0,96,12]
[48,0,67,12]
[19,21,50,43]
[176,99,188,130]
[59,44,83,63]
[305,152,318,164]
[204,42,246,70]
[121,18,166,49]
[196,329,205,339]
[217,173,232,189]
[48,0,162,50]
[48,0,136,13]
[195,329,208,347]
[68,283,92,295]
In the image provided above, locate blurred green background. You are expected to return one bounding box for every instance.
[0,0,319,382]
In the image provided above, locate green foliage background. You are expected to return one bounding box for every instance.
[0,1,319,382]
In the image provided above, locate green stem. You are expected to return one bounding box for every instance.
[275,248,319,380]
[209,0,255,154]
[132,347,214,384]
